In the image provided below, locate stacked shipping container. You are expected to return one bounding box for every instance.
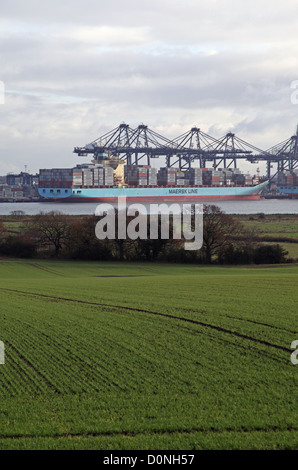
[277,170,298,186]
[124,166,158,186]
[148,168,157,186]
[157,168,177,186]
[185,168,203,186]
[104,167,114,186]
[39,169,73,188]
[39,165,259,190]
[93,168,104,186]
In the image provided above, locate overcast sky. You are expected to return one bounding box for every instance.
[0,0,298,175]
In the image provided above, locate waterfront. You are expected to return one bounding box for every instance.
[0,198,298,215]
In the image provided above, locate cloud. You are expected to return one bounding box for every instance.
[0,0,297,175]
[60,25,152,48]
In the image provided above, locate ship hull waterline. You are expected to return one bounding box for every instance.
[38,182,268,203]
[42,194,263,203]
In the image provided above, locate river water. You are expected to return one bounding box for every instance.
[0,199,298,215]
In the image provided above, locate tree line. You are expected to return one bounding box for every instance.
[0,205,289,264]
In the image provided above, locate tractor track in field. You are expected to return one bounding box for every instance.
[225,315,297,335]
[0,424,296,441]
[1,288,291,354]
[27,263,64,276]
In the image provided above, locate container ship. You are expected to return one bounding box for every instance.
[275,170,298,198]
[38,154,268,202]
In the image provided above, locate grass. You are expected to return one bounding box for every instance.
[239,214,298,239]
[0,260,297,449]
[0,215,32,234]
[234,214,298,260]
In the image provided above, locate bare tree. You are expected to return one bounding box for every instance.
[202,204,242,264]
[28,211,70,256]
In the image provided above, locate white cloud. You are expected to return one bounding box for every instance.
[61,25,152,48]
[0,0,298,175]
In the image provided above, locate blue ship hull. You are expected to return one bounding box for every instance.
[38,181,268,202]
[276,185,298,198]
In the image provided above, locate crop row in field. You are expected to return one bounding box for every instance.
[0,260,297,449]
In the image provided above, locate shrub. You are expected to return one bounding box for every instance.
[253,244,288,264]
[0,235,36,258]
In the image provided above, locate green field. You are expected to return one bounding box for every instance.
[0,260,297,450]
[236,214,298,260]
[239,214,298,240]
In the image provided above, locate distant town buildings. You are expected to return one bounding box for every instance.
[0,172,39,201]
